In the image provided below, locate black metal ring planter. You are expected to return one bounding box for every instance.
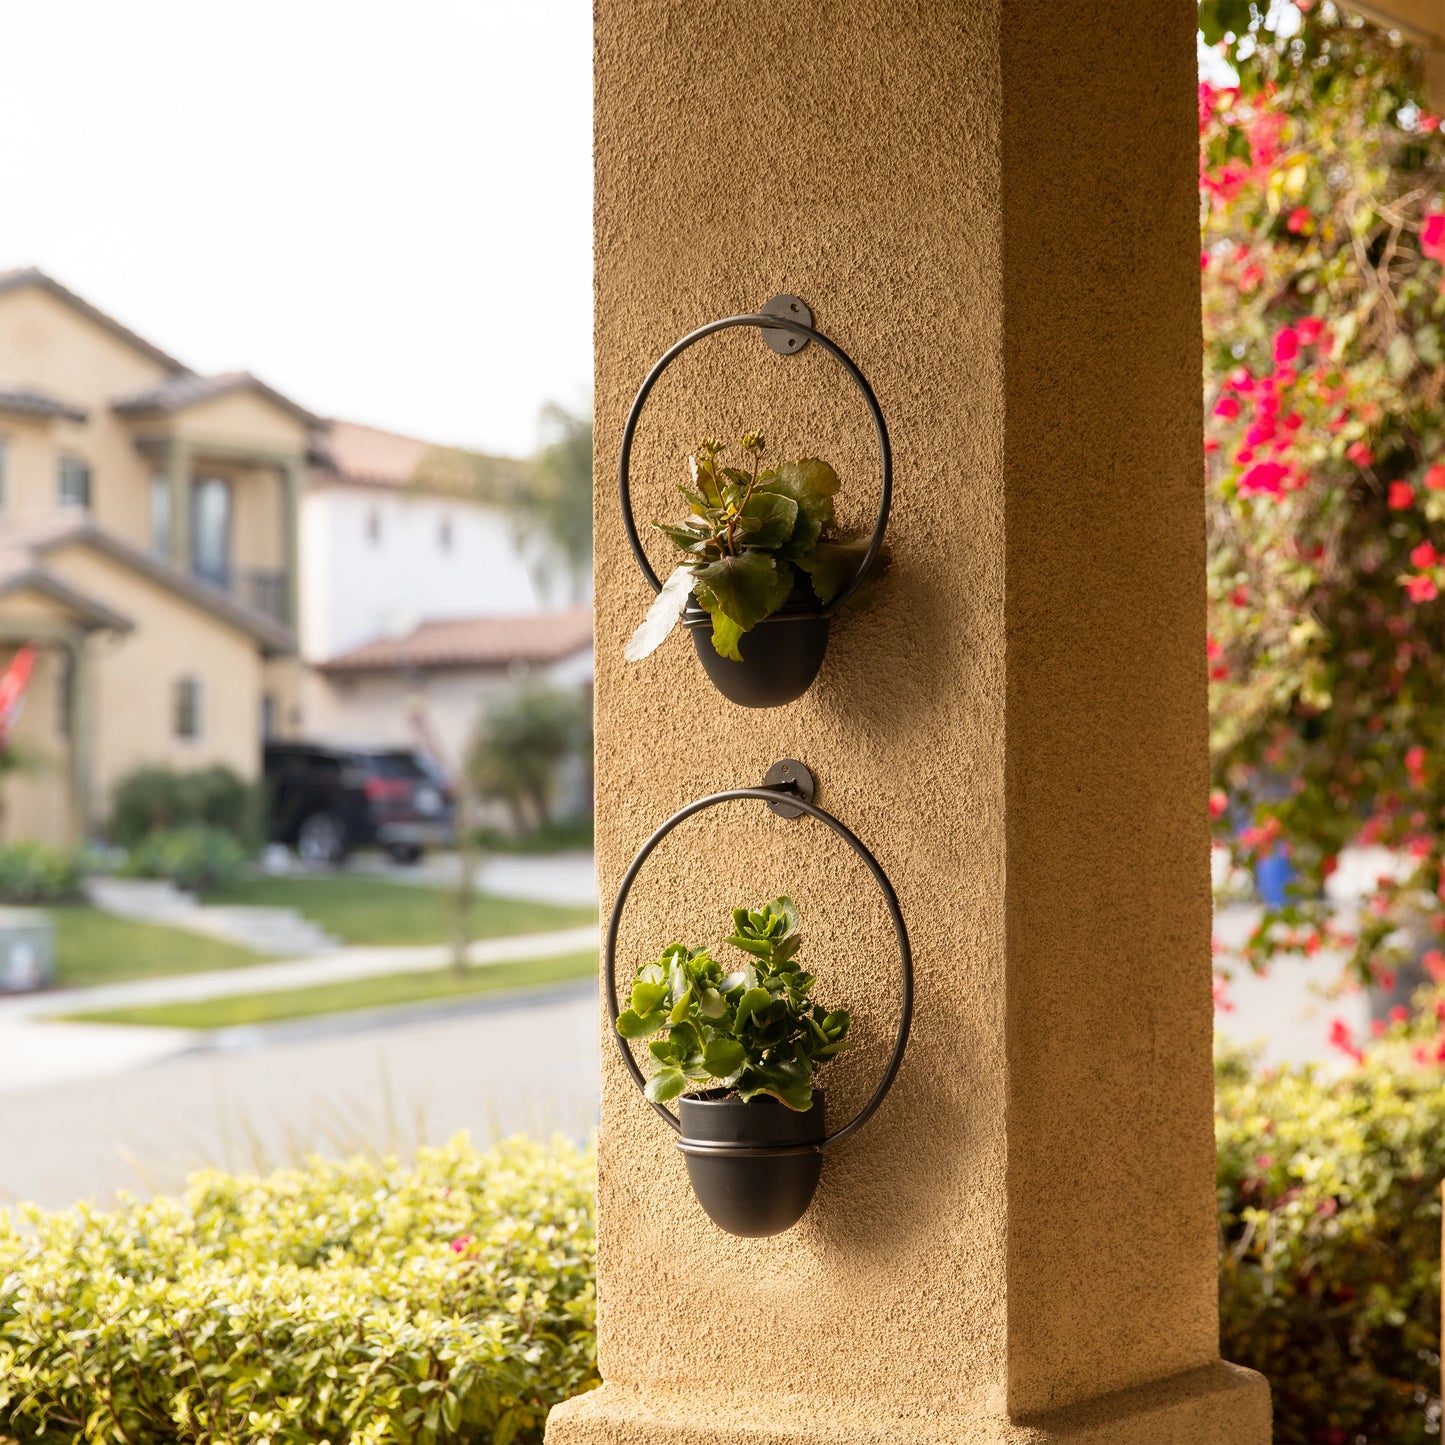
[604,760,912,1237]
[619,295,893,709]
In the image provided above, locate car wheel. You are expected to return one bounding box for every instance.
[297,812,348,866]
[386,844,423,865]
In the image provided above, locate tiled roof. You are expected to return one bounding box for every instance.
[317,607,592,674]
[114,370,320,429]
[0,387,87,424]
[312,419,524,497]
[0,268,190,374]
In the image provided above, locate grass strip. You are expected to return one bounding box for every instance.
[60,951,597,1030]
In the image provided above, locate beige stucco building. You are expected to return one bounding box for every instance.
[0,268,310,843]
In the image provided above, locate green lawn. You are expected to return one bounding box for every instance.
[207,875,595,947]
[53,907,264,988]
[62,951,598,1030]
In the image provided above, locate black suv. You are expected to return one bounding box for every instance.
[263,743,455,865]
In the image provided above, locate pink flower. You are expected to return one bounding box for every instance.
[1210,789,1229,820]
[1420,113,1441,134]
[1412,540,1440,569]
[1296,317,1324,345]
[1241,461,1288,496]
[1406,575,1440,603]
[1348,441,1376,469]
[1388,480,1415,509]
[1273,327,1301,364]
[1423,210,1445,264]
[1286,207,1311,234]
[1407,745,1428,785]
[450,1234,475,1254]
[1212,975,1235,1015]
[1214,395,1241,420]
[1425,463,1445,492]
[1426,950,1445,983]
[1328,1017,1364,1064]
[1391,1005,1410,1024]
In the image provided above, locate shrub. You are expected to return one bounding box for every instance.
[0,840,82,904]
[1216,1051,1445,1443]
[468,685,591,834]
[0,1135,597,1444]
[122,824,247,895]
[109,765,261,849]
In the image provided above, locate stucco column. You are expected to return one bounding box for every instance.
[278,456,302,633]
[166,437,192,571]
[553,3,1270,1443]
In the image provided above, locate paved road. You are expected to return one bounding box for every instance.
[0,986,600,1212]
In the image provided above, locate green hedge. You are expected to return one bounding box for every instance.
[1217,1052,1445,1444]
[0,840,82,904]
[0,1136,597,1444]
[121,823,248,896]
[109,765,261,850]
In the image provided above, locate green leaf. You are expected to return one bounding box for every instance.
[649,1038,679,1063]
[617,1007,667,1039]
[698,988,727,1020]
[702,1039,746,1078]
[736,491,798,547]
[624,564,697,662]
[707,610,746,662]
[756,458,839,531]
[630,980,668,1015]
[726,933,775,959]
[798,539,870,605]
[691,552,793,630]
[645,1067,687,1103]
[667,988,693,1024]
[733,987,773,1030]
[772,896,800,935]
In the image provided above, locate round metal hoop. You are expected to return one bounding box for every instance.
[617,307,893,618]
[603,786,913,1153]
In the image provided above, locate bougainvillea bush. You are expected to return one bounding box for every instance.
[1217,1050,1445,1444]
[0,1137,596,1444]
[1201,1,1445,1042]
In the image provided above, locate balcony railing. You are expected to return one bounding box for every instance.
[191,563,290,625]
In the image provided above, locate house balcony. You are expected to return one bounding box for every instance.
[192,563,291,626]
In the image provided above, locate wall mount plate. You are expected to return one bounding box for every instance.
[761,294,813,354]
[763,758,816,819]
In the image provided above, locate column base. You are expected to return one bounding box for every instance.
[547,1361,1269,1445]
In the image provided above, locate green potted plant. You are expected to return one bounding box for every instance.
[623,433,879,707]
[615,894,853,1235]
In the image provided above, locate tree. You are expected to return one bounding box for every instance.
[507,402,593,603]
[1200,0,1445,1057]
[466,683,591,835]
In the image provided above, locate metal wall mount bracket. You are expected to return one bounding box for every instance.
[761,294,813,354]
[762,758,816,819]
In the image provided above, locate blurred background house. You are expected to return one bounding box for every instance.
[0,268,593,846]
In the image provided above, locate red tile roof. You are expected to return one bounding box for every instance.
[312,419,524,496]
[316,607,592,674]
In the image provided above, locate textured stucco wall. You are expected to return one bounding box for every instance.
[555,1,1268,1439]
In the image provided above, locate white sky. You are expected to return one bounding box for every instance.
[0,0,593,458]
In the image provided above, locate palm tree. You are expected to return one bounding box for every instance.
[507,402,593,603]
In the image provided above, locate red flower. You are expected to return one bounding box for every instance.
[1388,480,1415,509]
[1209,789,1228,820]
[1213,395,1240,420]
[1241,461,1288,496]
[1390,1005,1409,1024]
[1425,463,1445,492]
[1286,206,1311,234]
[1405,574,1439,603]
[1411,540,1440,570]
[450,1234,475,1254]
[1423,210,1445,264]
[1347,441,1375,469]
[1328,1017,1364,1064]
[1273,327,1301,364]
[1296,317,1324,346]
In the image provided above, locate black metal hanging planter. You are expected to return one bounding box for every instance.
[619,295,894,709]
[604,760,913,1237]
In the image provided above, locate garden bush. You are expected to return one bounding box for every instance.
[109,765,261,849]
[1217,1051,1445,1443]
[0,840,83,904]
[122,824,247,895]
[0,1135,596,1444]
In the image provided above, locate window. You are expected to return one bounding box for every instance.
[260,691,277,740]
[438,515,453,551]
[173,676,202,740]
[57,454,90,509]
[149,474,171,555]
[191,476,231,586]
[366,507,382,544]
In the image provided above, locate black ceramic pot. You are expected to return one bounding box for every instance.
[682,584,830,708]
[676,1091,825,1237]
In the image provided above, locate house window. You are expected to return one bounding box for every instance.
[191,476,231,587]
[174,676,203,740]
[150,474,171,555]
[260,691,277,740]
[57,454,90,509]
[438,515,453,551]
[366,507,381,544]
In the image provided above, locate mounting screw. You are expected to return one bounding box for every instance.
[763,758,816,819]
[761,294,812,355]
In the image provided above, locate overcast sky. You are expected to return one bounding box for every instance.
[0,1,592,458]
